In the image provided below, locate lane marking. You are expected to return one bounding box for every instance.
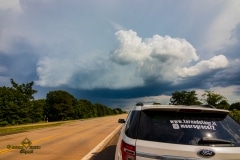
[0,148,12,154]
[82,124,122,160]
[0,116,125,156]
[0,127,83,155]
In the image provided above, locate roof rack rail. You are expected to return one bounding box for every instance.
[202,104,216,108]
[136,102,144,106]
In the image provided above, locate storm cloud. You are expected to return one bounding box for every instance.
[0,0,240,107]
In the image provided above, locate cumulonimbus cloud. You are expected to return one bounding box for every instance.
[109,30,228,84]
[36,29,229,89]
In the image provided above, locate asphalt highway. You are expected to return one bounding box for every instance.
[0,114,127,160]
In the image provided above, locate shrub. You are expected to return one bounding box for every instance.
[0,121,9,126]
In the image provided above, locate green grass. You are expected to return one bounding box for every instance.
[0,121,69,136]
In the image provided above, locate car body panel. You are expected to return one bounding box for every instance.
[136,140,240,159]
[115,104,240,160]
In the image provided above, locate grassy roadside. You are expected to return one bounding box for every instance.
[0,121,71,136]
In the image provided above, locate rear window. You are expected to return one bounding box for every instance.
[137,110,240,146]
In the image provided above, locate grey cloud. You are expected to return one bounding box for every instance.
[223,23,240,59]
[1,0,240,107]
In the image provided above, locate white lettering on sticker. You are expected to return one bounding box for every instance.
[170,119,217,130]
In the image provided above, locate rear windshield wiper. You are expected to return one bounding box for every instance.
[198,137,235,146]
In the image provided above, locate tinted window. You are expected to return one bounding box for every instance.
[125,111,140,139]
[137,110,240,146]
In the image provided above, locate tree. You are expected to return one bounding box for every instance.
[94,103,105,117]
[113,108,125,114]
[46,90,77,121]
[0,87,18,125]
[202,91,229,109]
[217,99,230,110]
[170,90,202,105]
[1,79,38,125]
[77,99,93,118]
[30,99,45,122]
[229,102,240,110]
[229,109,240,123]
[10,79,37,100]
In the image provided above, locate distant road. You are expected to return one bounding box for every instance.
[0,114,127,160]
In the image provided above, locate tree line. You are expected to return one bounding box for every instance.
[0,79,125,126]
[1,80,239,126]
[169,90,240,122]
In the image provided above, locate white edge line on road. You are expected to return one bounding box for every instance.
[82,125,122,160]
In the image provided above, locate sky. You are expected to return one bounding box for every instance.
[0,0,240,109]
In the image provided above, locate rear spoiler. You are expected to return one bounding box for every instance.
[141,105,229,114]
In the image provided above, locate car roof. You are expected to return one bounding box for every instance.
[133,104,229,114]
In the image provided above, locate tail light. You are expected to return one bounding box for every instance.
[121,140,136,160]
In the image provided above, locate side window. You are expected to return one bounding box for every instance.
[124,112,131,133]
[125,111,140,139]
[125,111,135,133]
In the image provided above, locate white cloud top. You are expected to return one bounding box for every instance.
[110,30,199,65]
[109,30,228,85]
[175,55,229,77]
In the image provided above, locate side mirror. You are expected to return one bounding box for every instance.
[118,118,126,123]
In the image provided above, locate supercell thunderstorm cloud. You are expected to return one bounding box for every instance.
[0,0,240,107]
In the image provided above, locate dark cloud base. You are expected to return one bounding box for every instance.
[0,52,39,84]
[71,83,173,99]
[35,62,240,100]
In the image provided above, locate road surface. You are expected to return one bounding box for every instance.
[0,114,126,160]
[91,130,120,160]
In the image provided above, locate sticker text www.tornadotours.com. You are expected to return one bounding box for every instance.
[7,138,41,154]
[170,119,217,130]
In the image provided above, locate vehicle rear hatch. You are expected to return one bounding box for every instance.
[135,106,240,159]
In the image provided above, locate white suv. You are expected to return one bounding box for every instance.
[115,103,240,160]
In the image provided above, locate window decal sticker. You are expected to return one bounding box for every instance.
[170,120,217,130]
